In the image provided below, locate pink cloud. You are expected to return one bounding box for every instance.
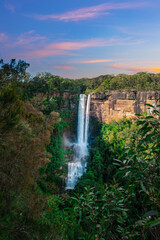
[5,3,15,13]
[31,49,67,58]
[106,64,160,73]
[3,34,144,60]
[16,31,46,45]
[26,37,144,58]
[10,31,47,47]
[48,38,106,50]
[4,31,47,52]
[107,64,126,69]
[0,33,8,42]
[18,38,107,58]
[54,65,76,71]
[31,2,148,22]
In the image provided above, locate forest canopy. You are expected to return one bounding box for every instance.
[1,59,160,98]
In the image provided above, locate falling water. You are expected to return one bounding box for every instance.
[77,94,86,145]
[84,94,91,145]
[65,94,90,189]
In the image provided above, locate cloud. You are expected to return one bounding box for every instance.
[129,66,160,73]
[23,37,144,58]
[14,31,46,46]
[4,2,15,13]
[30,2,148,22]
[106,64,160,73]
[152,67,160,72]
[30,49,68,58]
[18,38,107,58]
[54,65,76,71]
[116,26,157,37]
[82,59,116,63]
[5,31,47,49]
[47,38,106,50]
[2,33,144,60]
[1,31,48,59]
[0,33,8,42]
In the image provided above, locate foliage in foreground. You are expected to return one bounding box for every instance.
[36,105,159,240]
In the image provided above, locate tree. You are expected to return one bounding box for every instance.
[0,59,30,88]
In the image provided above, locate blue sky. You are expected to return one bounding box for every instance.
[1,0,160,78]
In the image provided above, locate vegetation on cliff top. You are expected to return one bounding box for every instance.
[2,59,160,98]
[22,71,160,96]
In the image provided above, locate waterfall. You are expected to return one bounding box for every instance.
[84,94,91,145]
[65,94,90,189]
[77,94,86,145]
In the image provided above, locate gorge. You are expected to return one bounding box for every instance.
[65,90,160,189]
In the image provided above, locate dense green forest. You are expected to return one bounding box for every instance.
[0,59,160,240]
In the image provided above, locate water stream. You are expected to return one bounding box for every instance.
[65,94,90,189]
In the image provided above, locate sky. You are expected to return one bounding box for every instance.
[1,0,160,78]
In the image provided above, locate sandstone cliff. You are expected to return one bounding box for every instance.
[90,91,160,123]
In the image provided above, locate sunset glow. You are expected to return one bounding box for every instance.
[82,59,116,63]
[106,64,160,73]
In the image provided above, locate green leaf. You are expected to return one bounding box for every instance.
[143,210,158,217]
[137,120,146,125]
[146,116,154,119]
[145,103,154,108]
[146,220,160,227]
[140,182,148,194]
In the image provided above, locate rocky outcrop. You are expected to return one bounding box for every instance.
[90,91,160,123]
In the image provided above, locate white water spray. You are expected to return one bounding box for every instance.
[65,94,90,189]
[77,94,86,145]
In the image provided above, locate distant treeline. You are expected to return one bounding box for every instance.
[23,72,160,97]
[1,59,160,99]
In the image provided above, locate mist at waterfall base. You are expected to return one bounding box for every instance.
[65,94,90,190]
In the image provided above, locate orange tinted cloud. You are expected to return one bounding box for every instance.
[130,66,160,73]
[151,67,160,72]
[106,64,160,73]
[82,59,117,63]
[32,2,147,22]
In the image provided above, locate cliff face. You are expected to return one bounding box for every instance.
[90,91,160,123]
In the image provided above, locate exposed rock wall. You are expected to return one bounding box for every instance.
[90,91,160,123]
